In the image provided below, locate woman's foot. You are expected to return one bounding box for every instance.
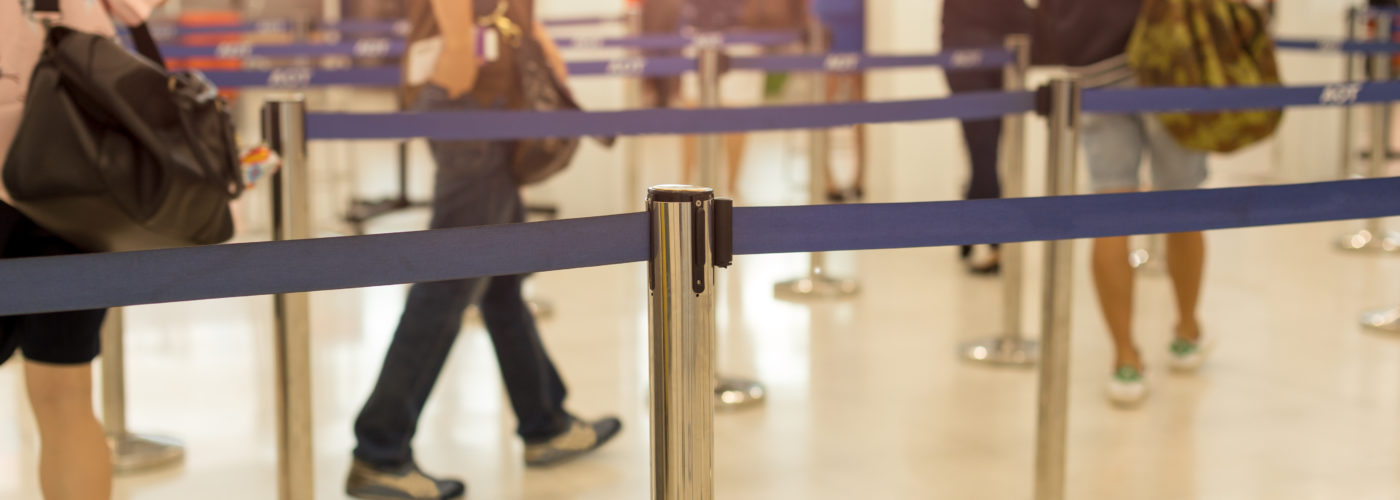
[1168,322,1210,372]
[1105,364,1148,407]
[961,244,1000,275]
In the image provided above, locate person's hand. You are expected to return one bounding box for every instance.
[431,45,479,99]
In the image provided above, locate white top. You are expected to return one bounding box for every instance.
[0,0,158,204]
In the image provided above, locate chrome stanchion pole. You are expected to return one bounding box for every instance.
[961,35,1038,366]
[1339,13,1400,253]
[695,46,724,191]
[1033,79,1080,500]
[623,3,644,211]
[775,19,859,301]
[1340,6,1360,180]
[696,46,767,410]
[263,96,315,500]
[648,185,719,500]
[102,308,186,473]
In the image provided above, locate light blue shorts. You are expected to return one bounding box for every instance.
[1080,112,1209,192]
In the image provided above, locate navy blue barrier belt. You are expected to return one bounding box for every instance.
[1,178,1397,316]
[305,91,1036,140]
[1275,38,1400,53]
[133,14,623,39]
[1083,81,1400,114]
[155,31,800,59]
[728,48,1013,72]
[199,49,1014,88]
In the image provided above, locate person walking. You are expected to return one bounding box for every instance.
[1037,0,1211,406]
[941,0,1033,274]
[346,1,621,498]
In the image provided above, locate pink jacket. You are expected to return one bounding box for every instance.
[0,0,158,204]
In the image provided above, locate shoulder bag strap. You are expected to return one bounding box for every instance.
[30,0,167,69]
[126,24,168,69]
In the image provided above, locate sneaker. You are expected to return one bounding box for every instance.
[345,459,465,500]
[1105,365,1148,407]
[524,416,623,467]
[1167,335,1212,372]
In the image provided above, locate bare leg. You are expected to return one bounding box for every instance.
[1165,231,1205,342]
[25,360,112,500]
[1091,189,1141,371]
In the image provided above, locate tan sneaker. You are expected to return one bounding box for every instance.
[523,416,622,467]
[345,459,465,500]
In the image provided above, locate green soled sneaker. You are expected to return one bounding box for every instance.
[524,416,623,467]
[1105,365,1147,407]
[345,459,465,500]
[1168,335,1212,372]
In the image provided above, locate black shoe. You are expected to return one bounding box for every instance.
[962,244,1000,276]
[523,416,623,467]
[345,459,466,500]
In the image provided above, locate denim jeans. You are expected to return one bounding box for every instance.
[353,85,571,467]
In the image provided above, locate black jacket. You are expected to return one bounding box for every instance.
[942,0,1033,46]
[1034,0,1142,66]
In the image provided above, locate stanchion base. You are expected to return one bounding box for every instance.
[1360,306,1400,333]
[958,337,1040,367]
[1128,249,1152,269]
[1336,230,1400,253]
[715,376,766,411]
[773,275,860,301]
[108,432,184,474]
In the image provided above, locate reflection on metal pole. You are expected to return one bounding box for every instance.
[1033,79,1080,500]
[102,308,186,473]
[264,96,315,500]
[775,19,859,301]
[1339,13,1400,253]
[961,34,1038,367]
[648,185,717,500]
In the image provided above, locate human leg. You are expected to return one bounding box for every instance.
[25,361,111,500]
[945,68,1005,269]
[2,202,110,499]
[1143,114,1211,367]
[1081,113,1149,403]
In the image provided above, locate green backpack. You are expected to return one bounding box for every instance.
[1126,0,1283,153]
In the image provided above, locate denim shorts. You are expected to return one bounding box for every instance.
[1081,112,1209,192]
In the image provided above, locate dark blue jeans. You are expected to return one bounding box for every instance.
[353,86,571,467]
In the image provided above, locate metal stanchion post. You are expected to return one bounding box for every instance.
[695,45,767,410]
[1339,13,1400,252]
[648,185,720,500]
[263,96,315,500]
[695,46,724,191]
[1340,7,1360,180]
[623,3,644,212]
[1033,79,1080,500]
[960,34,1038,367]
[774,20,860,301]
[102,308,186,473]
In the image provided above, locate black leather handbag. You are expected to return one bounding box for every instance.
[509,31,584,185]
[2,2,243,252]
